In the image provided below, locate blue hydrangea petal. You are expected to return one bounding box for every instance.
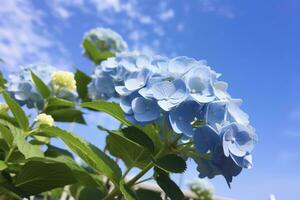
[131,97,160,122]
[231,154,253,169]
[205,101,227,131]
[194,125,220,153]
[115,86,131,96]
[152,81,176,101]
[169,101,204,136]
[157,100,175,111]
[168,56,196,76]
[124,68,150,91]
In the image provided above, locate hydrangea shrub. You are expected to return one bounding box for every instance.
[0,27,257,200]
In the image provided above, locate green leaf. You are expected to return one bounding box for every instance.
[47,97,75,108]
[81,101,131,126]
[0,160,7,171]
[154,168,184,200]
[31,71,51,98]
[83,39,115,64]
[70,185,106,200]
[120,180,138,200]
[75,69,91,102]
[14,135,44,159]
[121,126,155,153]
[154,154,187,173]
[47,108,86,124]
[45,145,106,190]
[106,131,151,168]
[0,71,6,89]
[14,160,76,195]
[139,124,162,153]
[43,127,122,185]
[2,92,29,130]
[0,124,13,146]
[136,189,162,200]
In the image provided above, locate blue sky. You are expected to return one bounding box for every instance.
[1,0,300,199]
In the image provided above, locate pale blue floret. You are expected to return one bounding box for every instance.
[194,125,220,153]
[120,92,160,124]
[168,56,198,77]
[184,66,216,103]
[88,71,115,100]
[205,101,228,131]
[221,123,257,168]
[151,79,188,111]
[131,97,160,122]
[169,101,204,137]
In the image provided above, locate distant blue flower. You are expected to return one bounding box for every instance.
[169,101,204,137]
[88,69,115,100]
[221,123,257,168]
[151,79,188,111]
[6,64,54,109]
[82,27,127,59]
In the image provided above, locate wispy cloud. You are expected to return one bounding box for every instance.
[198,0,235,19]
[159,9,175,21]
[0,0,70,72]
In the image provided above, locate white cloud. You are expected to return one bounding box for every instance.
[199,0,235,19]
[159,9,175,21]
[0,0,70,72]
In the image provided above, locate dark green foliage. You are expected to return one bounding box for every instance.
[155,154,187,173]
[154,168,185,200]
[75,69,91,102]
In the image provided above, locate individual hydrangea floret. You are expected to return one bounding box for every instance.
[35,113,54,127]
[82,27,128,60]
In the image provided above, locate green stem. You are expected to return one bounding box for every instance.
[103,148,166,200]
[134,177,153,185]
[4,145,16,162]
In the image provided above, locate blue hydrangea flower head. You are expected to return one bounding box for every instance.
[82,27,128,59]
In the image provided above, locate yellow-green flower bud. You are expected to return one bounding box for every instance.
[35,113,54,127]
[0,103,9,113]
[51,71,76,90]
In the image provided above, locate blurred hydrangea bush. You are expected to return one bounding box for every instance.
[0,27,257,200]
